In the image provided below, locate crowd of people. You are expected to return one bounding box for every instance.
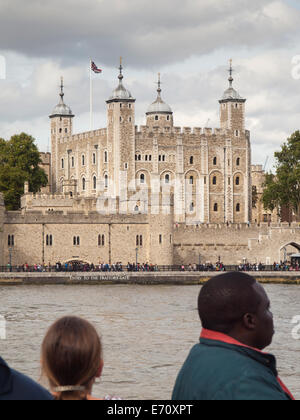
[0,272,295,400]
[3,261,300,273]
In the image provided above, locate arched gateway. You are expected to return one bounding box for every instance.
[280,243,300,262]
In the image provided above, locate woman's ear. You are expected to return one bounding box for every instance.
[96,360,104,378]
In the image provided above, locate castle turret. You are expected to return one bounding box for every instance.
[106,59,136,197]
[219,60,246,133]
[146,73,173,128]
[49,77,74,193]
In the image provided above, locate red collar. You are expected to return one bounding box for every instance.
[200,329,295,400]
[201,329,263,353]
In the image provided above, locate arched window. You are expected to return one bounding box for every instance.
[82,178,86,191]
[102,235,105,246]
[236,157,240,166]
[134,205,139,213]
[236,203,241,212]
[155,115,159,121]
[190,156,194,165]
[213,157,217,166]
[214,203,218,212]
[61,159,64,169]
[93,176,97,190]
[71,157,75,168]
[140,174,145,184]
[190,202,195,212]
[165,174,170,184]
[104,151,108,163]
[236,176,240,186]
[93,153,96,165]
[189,176,194,185]
[82,155,85,166]
[213,176,217,185]
[105,174,108,189]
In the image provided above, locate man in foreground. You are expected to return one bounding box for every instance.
[0,357,52,400]
[172,272,294,400]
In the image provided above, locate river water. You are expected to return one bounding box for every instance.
[0,284,300,400]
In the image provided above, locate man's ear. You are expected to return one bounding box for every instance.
[243,313,256,330]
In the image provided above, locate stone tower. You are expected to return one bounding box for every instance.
[219,60,246,133]
[219,60,251,224]
[49,77,74,193]
[106,60,136,198]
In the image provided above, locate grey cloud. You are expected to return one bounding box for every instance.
[0,0,299,68]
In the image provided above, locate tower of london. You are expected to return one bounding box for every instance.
[3,61,296,268]
[47,61,252,225]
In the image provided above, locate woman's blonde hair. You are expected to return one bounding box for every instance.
[41,316,102,400]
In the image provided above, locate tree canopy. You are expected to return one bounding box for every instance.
[0,133,48,210]
[262,130,300,219]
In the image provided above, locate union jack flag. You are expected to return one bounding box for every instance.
[91,61,102,74]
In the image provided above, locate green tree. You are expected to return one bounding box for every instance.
[0,133,48,210]
[262,130,300,219]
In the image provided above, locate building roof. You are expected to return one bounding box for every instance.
[50,77,74,118]
[219,60,246,103]
[146,73,172,115]
[107,61,135,102]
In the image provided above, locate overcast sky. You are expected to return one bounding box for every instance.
[1,0,300,170]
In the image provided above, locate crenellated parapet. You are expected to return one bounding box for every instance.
[135,125,247,138]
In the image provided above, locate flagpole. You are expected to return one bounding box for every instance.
[90,58,93,131]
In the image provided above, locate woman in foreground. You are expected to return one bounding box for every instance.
[41,316,120,401]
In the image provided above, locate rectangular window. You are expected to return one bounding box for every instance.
[159,234,162,245]
[8,235,14,247]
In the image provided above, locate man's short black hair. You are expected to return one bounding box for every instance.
[198,272,261,334]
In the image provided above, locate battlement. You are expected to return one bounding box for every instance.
[40,152,51,164]
[5,209,149,224]
[174,222,300,231]
[135,125,245,137]
[251,164,264,172]
[58,128,107,144]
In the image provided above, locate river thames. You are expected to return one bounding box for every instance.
[0,284,300,400]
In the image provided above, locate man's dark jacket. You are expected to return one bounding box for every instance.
[0,357,52,400]
[172,329,294,401]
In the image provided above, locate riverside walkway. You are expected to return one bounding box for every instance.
[1,271,300,285]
